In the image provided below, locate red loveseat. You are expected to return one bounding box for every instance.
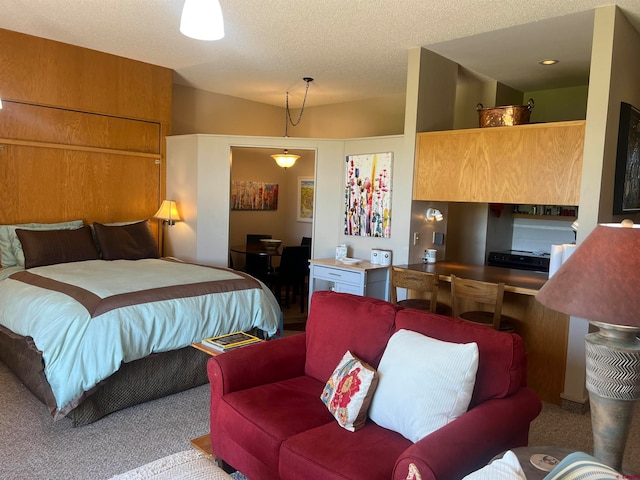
[207,291,541,480]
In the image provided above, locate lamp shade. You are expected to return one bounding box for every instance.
[180,0,224,41]
[153,200,181,225]
[536,221,640,327]
[271,150,300,168]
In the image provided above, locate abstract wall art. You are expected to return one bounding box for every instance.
[231,181,278,210]
[344,152,393,237]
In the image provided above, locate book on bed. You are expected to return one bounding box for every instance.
[202,331,263,352]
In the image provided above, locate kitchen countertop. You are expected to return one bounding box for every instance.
[396,262,549,296]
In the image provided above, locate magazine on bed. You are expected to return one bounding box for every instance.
[202,331,263,352]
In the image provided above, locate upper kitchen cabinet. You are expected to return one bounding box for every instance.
[413,121,585,205]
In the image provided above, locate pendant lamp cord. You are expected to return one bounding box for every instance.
[284,77,313,137]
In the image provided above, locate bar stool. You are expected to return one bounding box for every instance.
[389,267,451,315]
[450,274,515,332]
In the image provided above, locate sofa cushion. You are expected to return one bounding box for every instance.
[321,350,378,432]
[305,291,398,383]
[217,375,333,473]
[368,329,478,443]
[395,309,527,407]
[280,421,411,480]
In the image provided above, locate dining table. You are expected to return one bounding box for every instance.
[229,244,282,277]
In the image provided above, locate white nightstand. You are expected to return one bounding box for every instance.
[308,258,390,309]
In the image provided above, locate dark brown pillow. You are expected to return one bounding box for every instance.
[16,226,100,269]
[93,220,159,260]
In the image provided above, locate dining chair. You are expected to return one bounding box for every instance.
[450,274,516,332]
[272,245,310,313]
[245,234,272,282]
[389,267,451,315]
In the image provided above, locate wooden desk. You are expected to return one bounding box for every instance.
[395,262,568,405]
[398,262,548,295]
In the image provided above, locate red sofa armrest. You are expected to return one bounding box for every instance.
[208,333,307,397]
[393,388,541,480]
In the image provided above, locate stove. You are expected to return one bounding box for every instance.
[487,250,550,273]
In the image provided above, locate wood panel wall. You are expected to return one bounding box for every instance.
[0,28,172,239]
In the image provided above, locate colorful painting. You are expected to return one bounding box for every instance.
[231,181,278,210]
[344,152,392,237]
[297,177,314,222]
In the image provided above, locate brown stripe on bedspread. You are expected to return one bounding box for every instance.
[10,270,262,318]
[10,271,102,314]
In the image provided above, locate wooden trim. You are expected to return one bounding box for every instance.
[0,138,161,159]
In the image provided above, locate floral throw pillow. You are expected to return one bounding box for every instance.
[320,350,378,432]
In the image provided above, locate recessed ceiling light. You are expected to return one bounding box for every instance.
[539,59,559,66]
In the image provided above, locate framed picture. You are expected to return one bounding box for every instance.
[344,152,393,237]
[613,102,640,214]
[297,177,314,222]
[230,181,278,210]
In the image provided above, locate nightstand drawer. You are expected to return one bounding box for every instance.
[312,265,361,285]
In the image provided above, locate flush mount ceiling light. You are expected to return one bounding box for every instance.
[271,77,314,169]
[539,59,559,65]
[180,0,225,41]
[425,208,444,222]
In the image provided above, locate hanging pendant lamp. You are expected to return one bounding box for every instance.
[272,77,313,168]
[271,150,300,169]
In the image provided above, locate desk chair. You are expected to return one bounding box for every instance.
[245,234,271,282]
[450,275,515,332]
[389,267,451,315]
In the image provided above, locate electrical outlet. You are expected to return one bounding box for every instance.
[413,232,420,245]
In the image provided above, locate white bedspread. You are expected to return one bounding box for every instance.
[0,259,281,414]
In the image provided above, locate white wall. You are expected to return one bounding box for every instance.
[166,134,408,268]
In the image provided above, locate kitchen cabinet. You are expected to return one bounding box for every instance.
[413,121,585,205]
[308,258,390,310]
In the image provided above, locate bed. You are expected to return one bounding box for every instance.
[0,220,281,426]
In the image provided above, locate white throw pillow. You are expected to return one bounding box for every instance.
[461,450,527,480]
[368,329,479,443]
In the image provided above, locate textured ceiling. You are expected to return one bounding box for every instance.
[1,1,639,107]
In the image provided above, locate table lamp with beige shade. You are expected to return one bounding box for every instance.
[536,219,640,472]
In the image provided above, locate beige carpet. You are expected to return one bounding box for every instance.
[109,450,233,480]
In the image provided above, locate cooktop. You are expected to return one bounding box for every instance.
[487,250,550,272]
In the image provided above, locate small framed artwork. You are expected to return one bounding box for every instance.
[297,177,314,222]
[613,102,640,214]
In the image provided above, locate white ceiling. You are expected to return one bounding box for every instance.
[1,1,639,108]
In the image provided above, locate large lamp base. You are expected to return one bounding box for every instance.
[585,321,640,472]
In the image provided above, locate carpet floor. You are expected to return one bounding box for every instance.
[2,337,639,479]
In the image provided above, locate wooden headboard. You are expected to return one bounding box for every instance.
[0,28,172,240]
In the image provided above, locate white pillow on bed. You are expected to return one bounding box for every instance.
[0,220,84,267]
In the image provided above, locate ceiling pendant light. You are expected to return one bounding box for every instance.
[272,77,313,169]
[271,149,300,169]
[180,0,225,41]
